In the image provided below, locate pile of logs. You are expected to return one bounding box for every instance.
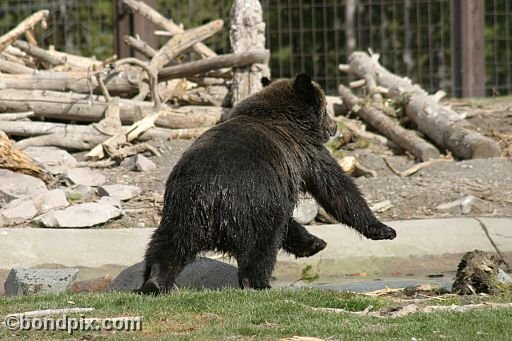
[337,51,502,161]
[0,0,269,169]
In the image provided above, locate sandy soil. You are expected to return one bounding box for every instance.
[54,97,512,228]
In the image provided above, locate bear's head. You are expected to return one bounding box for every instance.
[235,74,337,144]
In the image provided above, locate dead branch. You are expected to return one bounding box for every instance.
[383,158,452,177]
[122,0,217,58]
[339,84,440,161]
[6,308,95,318]
[123,35,157,59]
[0,10,49,52]
[149,19,224,75]
[159,49,269,81]
[0,130,50,181]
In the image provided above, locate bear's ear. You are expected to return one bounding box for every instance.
[261,77,272,87]
[293,74,317,104]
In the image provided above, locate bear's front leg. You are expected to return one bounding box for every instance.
[305,148,396,240]
[282,218,327,257]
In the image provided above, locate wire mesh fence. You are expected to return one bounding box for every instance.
[0,0,511,96]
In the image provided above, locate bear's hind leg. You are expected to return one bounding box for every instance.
[236,238,280,290]
[142,232,196,294]
[282,219,327,257]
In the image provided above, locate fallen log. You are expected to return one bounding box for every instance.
[0,120,172,140]
[0,71,140,95]
[0,90,229,128]
[0,111,34,121]
[0,51,266,95]
[339,85,440,161]
[159,49,269,81]
[13,40,66,67]
[0,58,35,74]
[0,10,49,52]
[122,0,217,59]
[345,52,501,159]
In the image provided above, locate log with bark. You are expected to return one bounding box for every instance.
[341,52,501,159]
[338,85,440,161]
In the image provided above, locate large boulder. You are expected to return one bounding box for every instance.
[110,257,239,292]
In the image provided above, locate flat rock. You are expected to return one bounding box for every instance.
[98,184,142,201]
[64,168,106,187]
[0,169,48,204]
[24,146,77,175]
[293,197,318,225]
[120,154,156,172]
[0,189,69,226]
[35,202,122,228]
[4,268,79,296]
[110,258,239,292]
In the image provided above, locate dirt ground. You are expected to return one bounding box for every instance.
[69,96,512,229]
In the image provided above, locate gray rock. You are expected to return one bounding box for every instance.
[35,202,122,228]
[24,147,77,175]
[121,154,156,172]
[110,258,238,292]
[0,169,48,204]
[436,195,477,215]
[497,269,512,284]
[97,196,122,209]
[293,197,318,225]
[98,184,142,201]
[64,168,106,187]
[4,268,79,296]
[0,189,69,226]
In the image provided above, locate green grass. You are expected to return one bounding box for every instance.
[1,289,512,340]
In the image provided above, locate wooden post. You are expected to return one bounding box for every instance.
[451,0,486,97]
[113,0,159,59]
[229,0,270,106]
[113,0,132,58]
[132,0,158,60]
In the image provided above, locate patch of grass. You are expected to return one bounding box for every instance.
[65,192,82,202]
[0,289,511,340]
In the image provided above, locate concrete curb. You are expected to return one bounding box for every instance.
[0,217,510,282]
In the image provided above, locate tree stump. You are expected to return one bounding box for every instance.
[229,0,270,106]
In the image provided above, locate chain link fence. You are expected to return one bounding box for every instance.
[1,0,511,96]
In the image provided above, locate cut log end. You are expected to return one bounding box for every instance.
[471,140,502,159]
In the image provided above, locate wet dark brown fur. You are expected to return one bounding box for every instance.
[142,74,396,293]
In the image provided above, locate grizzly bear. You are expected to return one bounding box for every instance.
[142,74,396,293]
